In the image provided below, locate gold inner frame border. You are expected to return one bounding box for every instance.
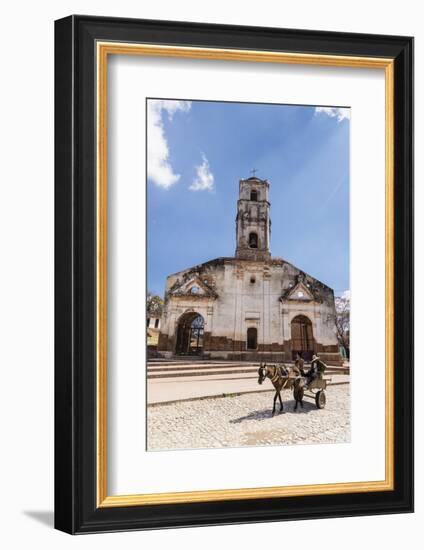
[96,42,395,508]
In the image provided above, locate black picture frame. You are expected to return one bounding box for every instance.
[55,15,414,534]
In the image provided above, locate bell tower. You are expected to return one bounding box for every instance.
[235,175,271,261]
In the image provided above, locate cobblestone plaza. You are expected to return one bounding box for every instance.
[147,384,350,451]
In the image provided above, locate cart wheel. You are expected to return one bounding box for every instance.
[315,390,326,409]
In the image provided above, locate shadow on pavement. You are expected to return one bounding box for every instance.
[230,400,316,423]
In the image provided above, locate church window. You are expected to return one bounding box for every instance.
[154,318,160,328]
[249,232,258,249]
[297,291,304,298]
[247,327,258,350]
[190,286,200,294]
[147,317,151,327]
[250,189,258,201]
[250,275,256,284]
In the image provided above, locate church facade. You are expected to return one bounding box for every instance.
[157,176,342,364]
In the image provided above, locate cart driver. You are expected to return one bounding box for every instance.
[304,354,327,387]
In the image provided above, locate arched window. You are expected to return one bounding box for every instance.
[249,232,258,249]
[247,327,258,350]
[250,189,258,201]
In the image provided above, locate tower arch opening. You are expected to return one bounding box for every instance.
[248,232,258,249]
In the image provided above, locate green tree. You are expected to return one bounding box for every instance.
[147,292,164,317]
[335,291,350,359]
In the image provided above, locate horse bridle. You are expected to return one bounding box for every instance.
[259,363,291,388]
[258,364,268,383]
[259,365,285,383]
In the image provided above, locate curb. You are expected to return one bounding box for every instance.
[147,380,349,407]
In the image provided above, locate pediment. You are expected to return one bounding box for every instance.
[281,281,315,302]
[169,276,218,300]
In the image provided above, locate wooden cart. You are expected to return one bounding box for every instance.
[302,377,331,409]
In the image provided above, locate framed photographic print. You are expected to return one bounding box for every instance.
[54,15,414,533]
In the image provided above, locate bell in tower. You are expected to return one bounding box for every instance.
[235,174,271,261]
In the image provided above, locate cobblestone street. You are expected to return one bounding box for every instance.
[147,384,350,451]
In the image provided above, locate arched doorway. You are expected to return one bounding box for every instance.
[291,315,314,360]
[175,312,205,356]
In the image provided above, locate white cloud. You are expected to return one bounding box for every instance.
[336,290,351,299]
[315,106,350,122]
[189,154,215,192]
[147,100,191,189]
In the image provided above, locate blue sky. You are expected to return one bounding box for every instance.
[147,99,349,297]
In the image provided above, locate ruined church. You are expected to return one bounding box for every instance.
[157,176,342,364]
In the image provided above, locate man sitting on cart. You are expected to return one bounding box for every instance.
[304,354,327,388]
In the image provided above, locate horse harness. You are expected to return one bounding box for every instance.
[270,366,290,389]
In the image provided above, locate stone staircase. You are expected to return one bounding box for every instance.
[147,360,350,380]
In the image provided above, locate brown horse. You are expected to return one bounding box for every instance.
[257,363,305,415]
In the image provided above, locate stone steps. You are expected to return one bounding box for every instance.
[148,369,257,379]
[147,363,349,379]
[148,372,349,384]
[148,360,349,370]
[147,362,258,373]
[147,362,347,368]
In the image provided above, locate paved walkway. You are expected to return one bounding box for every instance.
[147,384,350,451]
[147,371,350,405]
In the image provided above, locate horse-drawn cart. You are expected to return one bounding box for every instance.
[258,363,332,415]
